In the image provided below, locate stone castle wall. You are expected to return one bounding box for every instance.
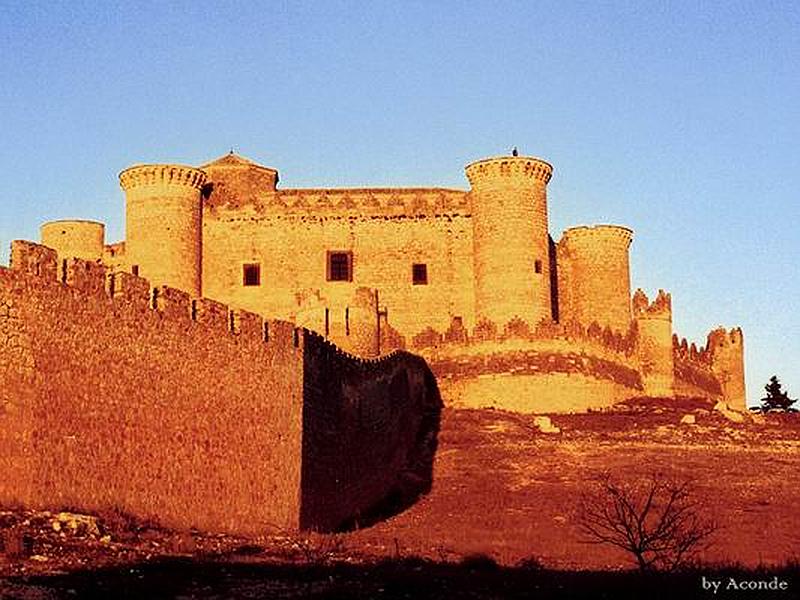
[0,241,441,534]
[201,189,475,340]
[120,165,207,297]
[669,334,722,399]
[414,318,643,413]
[0,241,305,533]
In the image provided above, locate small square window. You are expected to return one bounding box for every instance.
[534,260,543,274]
[243,263,261,286]
[327,251,352,282]
[412,263,428,285]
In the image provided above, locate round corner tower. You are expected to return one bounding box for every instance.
[558,224,633,333]
[633,289,674,397]
[40,219,105,262]
[466,155,553,329]
[119,164,207,296]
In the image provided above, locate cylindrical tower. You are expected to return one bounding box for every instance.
[708,327,746,411]
[557,225,633,333]
[119,164,207,296]
[466,155,553,329]
[40,220,105,262]
[633,289,674,397]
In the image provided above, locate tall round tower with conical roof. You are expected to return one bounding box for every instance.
[119,164,207,296]
[466,154,553,329]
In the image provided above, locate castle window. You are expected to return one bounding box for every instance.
[534,260,542,274]
[412,263,428,285]
[327,251,352,282]
[131,265,139,276]
[243,263,261,286]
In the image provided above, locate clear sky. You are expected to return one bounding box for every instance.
[1,1,798,405]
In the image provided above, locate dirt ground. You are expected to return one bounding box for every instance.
[1,397,798,598]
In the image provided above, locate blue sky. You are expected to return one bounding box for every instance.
[1,1,798,404]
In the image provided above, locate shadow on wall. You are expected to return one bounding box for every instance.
[300,334,443,532]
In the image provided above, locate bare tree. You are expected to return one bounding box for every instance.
[578,472,717,571]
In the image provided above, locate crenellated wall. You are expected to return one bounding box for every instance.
[0,240,441,534]
[413,316,642,413]
[201,193,475,341]
[0,241,304,533]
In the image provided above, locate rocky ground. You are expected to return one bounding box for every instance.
[1,397,798,598]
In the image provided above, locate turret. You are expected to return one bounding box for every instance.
[707,327,746,411]
[557,225,633,333]
[466,154,553,329]
[119,164,207,296]
[633,288,674,396]
[200,152,279,208]
[40,220,105,264]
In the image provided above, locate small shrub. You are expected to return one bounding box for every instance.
[578,472,717,572]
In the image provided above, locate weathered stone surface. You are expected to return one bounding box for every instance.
[533,416,561,434]
[0,244,442,535]
[714,401,746,423]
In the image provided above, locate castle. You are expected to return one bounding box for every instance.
[37,151,745,411]
[0,149,747,534]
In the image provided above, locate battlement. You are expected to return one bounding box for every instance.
[632,288,672,319]
[411,315,638,360]
[5,240,302,352]
[9,240,58,280]
[119,164,207,191]
[707,326,744,349]
[672,334,711,365]
[301,326,402,367]
[206,187,469,216]
[5,240,405,366]
[465,155,553,188]
[560,224,634,247]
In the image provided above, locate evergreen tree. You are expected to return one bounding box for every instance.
[760,375,797,412]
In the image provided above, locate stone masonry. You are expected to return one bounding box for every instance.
[0,241,442,534]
